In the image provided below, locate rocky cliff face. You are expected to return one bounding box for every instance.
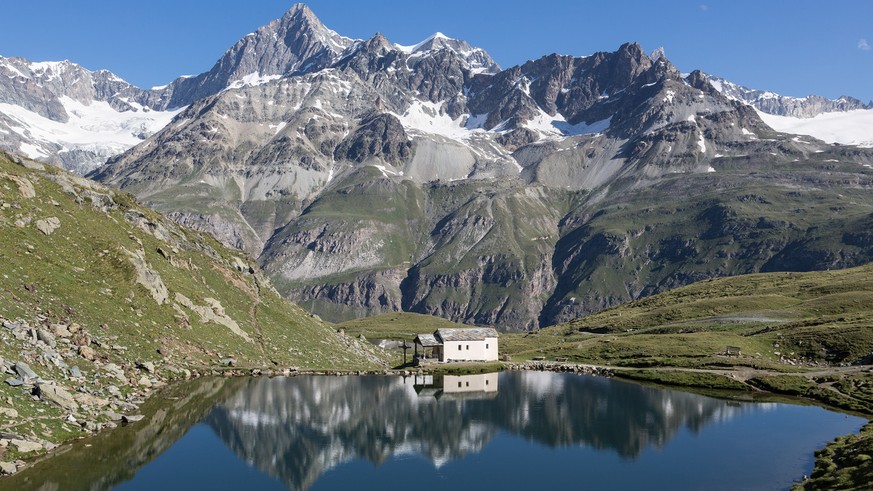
[70,5,873,328]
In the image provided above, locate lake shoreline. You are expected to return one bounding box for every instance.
[2,361,870,488]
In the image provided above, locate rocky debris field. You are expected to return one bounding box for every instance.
[0,314,170,475]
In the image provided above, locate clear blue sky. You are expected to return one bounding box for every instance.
[1,1,871,102]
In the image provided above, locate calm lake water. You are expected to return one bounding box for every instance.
[5,372,866,491]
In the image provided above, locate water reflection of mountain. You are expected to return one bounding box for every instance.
[205,372,764,491]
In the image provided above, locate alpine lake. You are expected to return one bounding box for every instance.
[3,371,865,491]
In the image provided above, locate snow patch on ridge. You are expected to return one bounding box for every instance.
[370,164,403,178]
[394,32,451,54]
[227,72,283,90]
[392,100,479,139]
[393,100,610,142]
[524,109,611,138]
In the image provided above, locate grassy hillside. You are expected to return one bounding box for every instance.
[503,263,873,369]
[337,311,474,341]
[0,151,384,470]
[795,422,873,490]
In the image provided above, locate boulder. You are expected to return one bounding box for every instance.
[82,421,101,432]
[73,393,109,408]
[43,350,67,370]
[13,362,39,383]
[104,364,128,384]
[51,324,72,338]
[122,247,169,305]
[8,175,35,199]
[35,383,79,410]
[102,410,124,421]
[37,328,57,348]
[71,332,91,347]
[9,439,42,453]
[0,461,15,475]
[4,378,23,387]
[78,345,96,361]
[35,217,61,235]
[121,414,144,424]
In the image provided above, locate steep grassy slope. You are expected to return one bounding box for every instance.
[0,151,384,470]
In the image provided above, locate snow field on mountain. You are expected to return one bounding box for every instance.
[0,97,182,160]
[757,109,873,148]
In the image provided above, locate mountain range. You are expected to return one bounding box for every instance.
[3,4,873,329]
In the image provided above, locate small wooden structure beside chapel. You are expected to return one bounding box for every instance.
[413,328,499,362]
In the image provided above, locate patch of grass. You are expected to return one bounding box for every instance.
[615,369,750,391]
[493,260,873,372]
[794,422,873,491]
[832,374,873,406]
[501,329,787,371]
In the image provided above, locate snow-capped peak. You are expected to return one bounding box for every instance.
[276,3,357,53]
[1,57,80,82]
[394,32,500,74]
[395,32,453,54]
